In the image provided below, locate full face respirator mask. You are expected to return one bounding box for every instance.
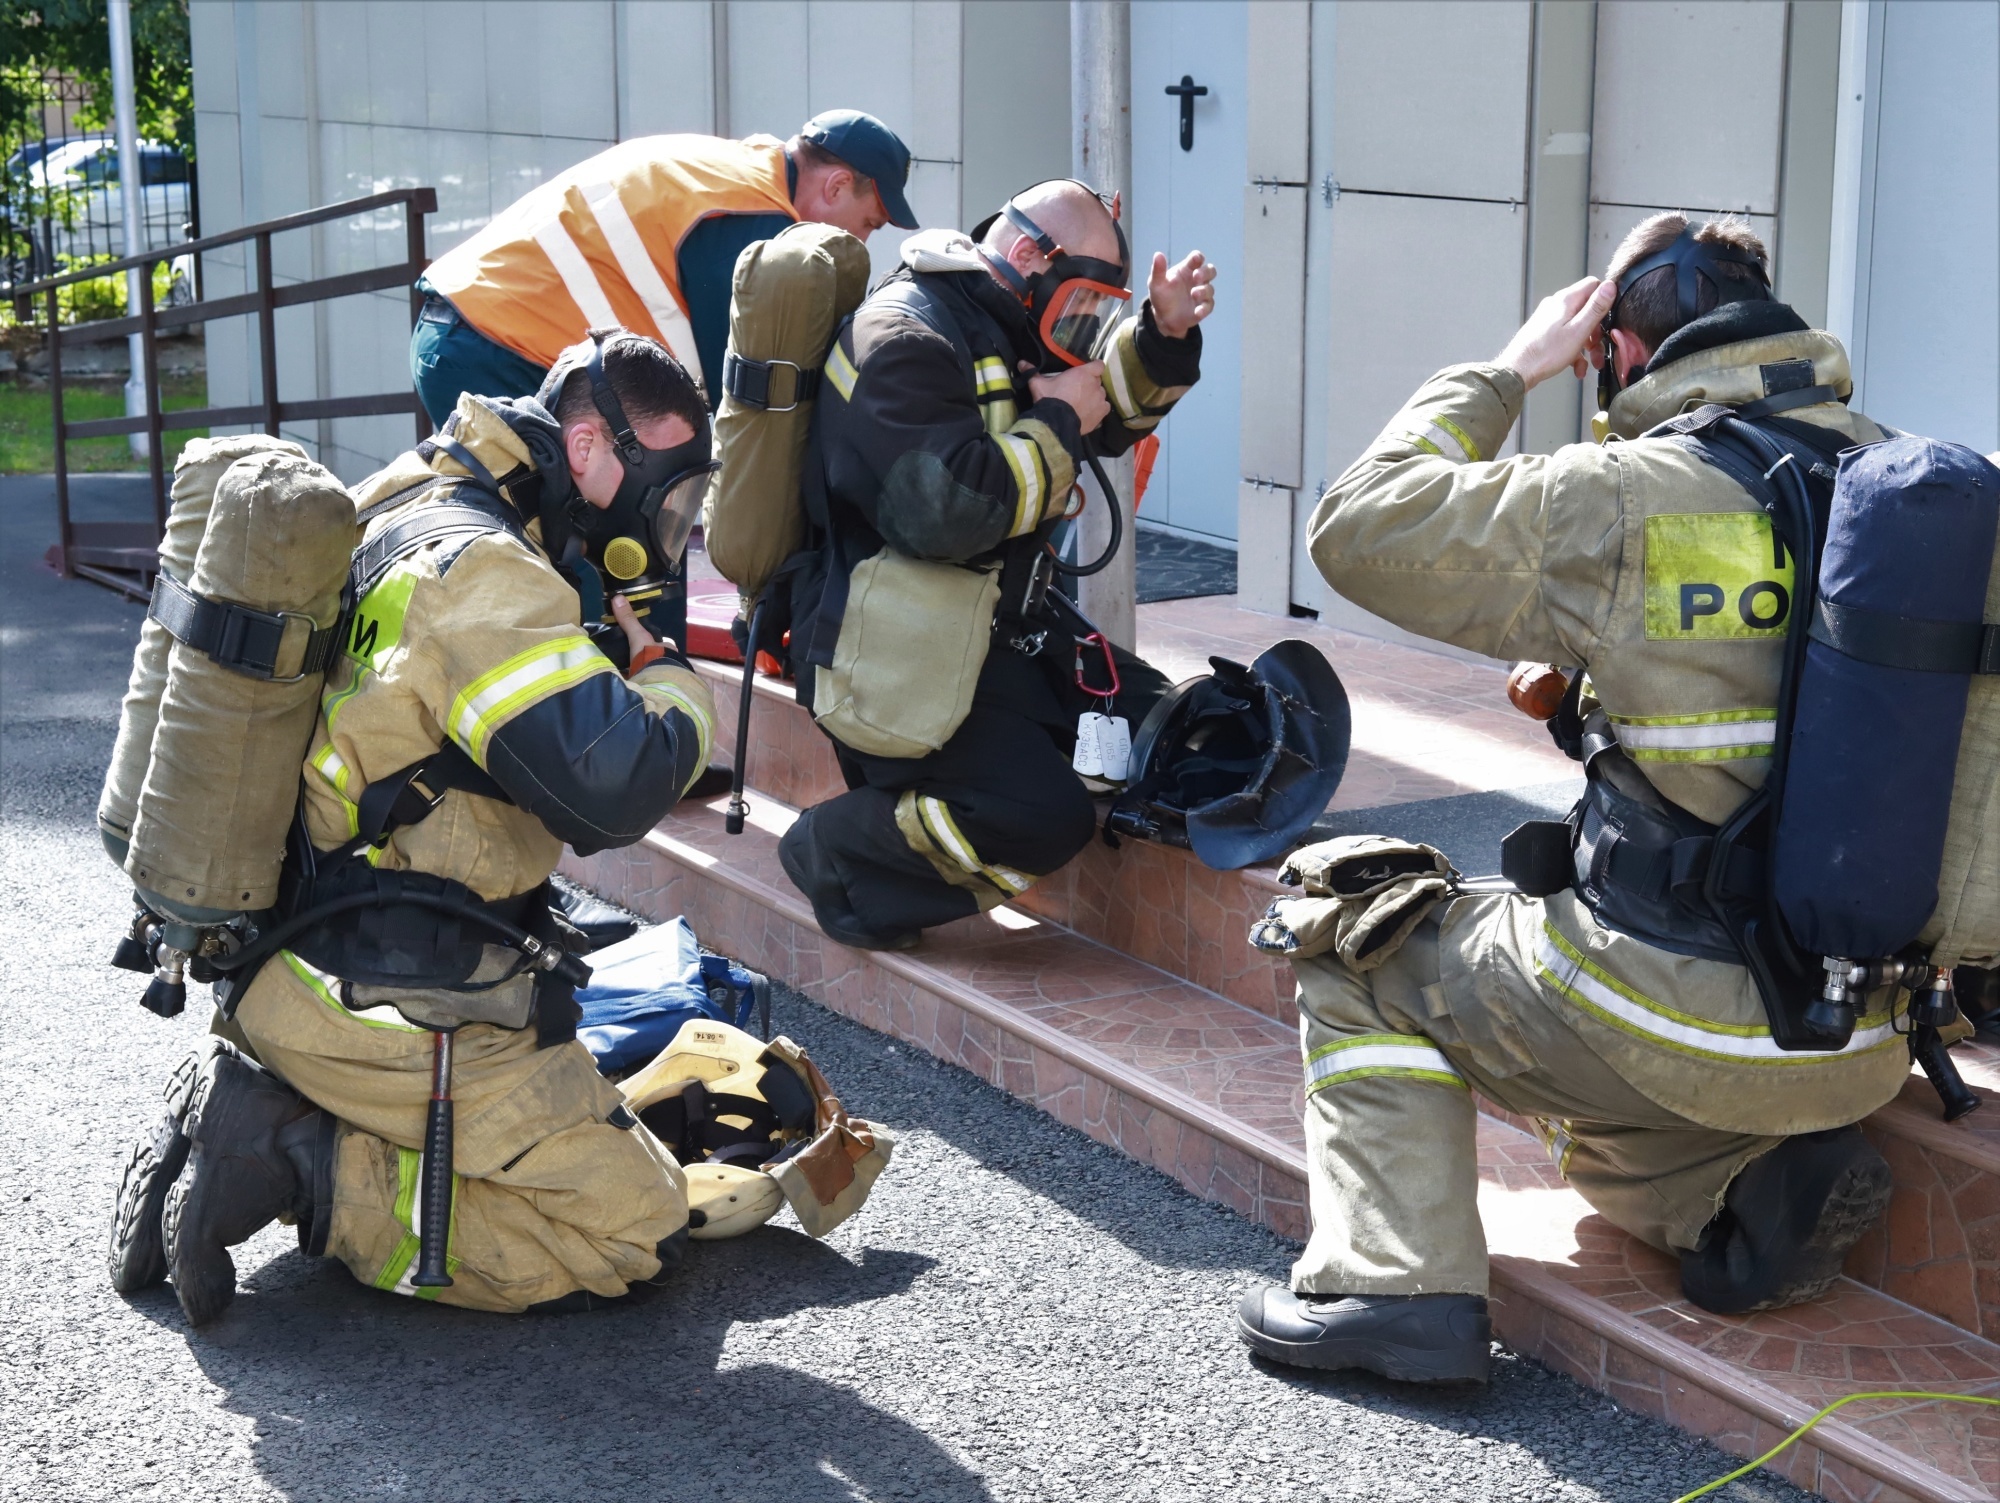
[524,331,720,655]
[972,183,1132,372]
[1597,225,1773,412]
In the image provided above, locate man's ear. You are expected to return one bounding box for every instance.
[1004,233,1042,277]
[563,420,595,477]
[1608,326,1653,387]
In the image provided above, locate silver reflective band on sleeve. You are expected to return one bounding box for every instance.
[1304,1034,1465,1095]
[1535,922,1899,1062]
[1401,414,1481,463]
[1608,711,1776,763]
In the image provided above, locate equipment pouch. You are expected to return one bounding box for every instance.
[1250,834,1458,970]
[813,550,1001,759]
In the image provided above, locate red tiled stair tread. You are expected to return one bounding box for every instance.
[565,796,2000,1502]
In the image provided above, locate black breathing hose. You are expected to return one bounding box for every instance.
[1051,454,1125,578]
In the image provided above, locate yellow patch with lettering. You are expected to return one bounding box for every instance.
[1643,513,1795,641]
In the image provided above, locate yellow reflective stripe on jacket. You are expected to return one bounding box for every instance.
[918,795,1033,895]
[974,355,1013,397]
[448,635,611,766]
[825,342,859,401]
[1643,512,1794,642]
[281,952,423,1031]
[372,1145,460,1300]
[1535,922,1899,1062]
[1609,709,1776,763]
[995,432,1047,538]
[310,745,362,837]
[1425,415,1482,463]
[1304,1034,1465,1094]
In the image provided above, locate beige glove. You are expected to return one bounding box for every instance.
[1249,834,1459,970]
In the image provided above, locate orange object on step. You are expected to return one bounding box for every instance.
[1132,434,1160,513]
[1507,662,1571,721]
[684,582,744,665]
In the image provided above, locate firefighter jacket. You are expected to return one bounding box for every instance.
[423,134,797,389]
[1307,307,1923,1134]
[800,229,1201,669]
[300,395,717,908]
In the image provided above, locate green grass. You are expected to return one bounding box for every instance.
[0,376,209,473]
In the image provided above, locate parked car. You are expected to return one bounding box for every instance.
[8,137,196,295]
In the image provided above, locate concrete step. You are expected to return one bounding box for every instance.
[565,788,2000,1503]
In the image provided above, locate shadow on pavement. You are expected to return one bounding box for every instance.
[126,1228,987,1502]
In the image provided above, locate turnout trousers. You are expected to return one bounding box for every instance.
[1294,892,1793,1298]
[798,636,1172,935]
[230,951,689,1313]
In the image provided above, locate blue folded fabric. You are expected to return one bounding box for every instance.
[574,918,765,1074]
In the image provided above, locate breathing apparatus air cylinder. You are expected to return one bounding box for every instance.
[113,449,357,1013]
[1773,437,1999,1031]
[98,435,309,864]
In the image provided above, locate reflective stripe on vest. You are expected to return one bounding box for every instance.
[425,134,796,379]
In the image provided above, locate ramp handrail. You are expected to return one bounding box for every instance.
[9,185,437,599]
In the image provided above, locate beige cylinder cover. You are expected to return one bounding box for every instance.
[125,450,357,918]
[702,221,872,600]
[97,435,309,858]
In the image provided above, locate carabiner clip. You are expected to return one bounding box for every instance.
[1074,631,1120,699]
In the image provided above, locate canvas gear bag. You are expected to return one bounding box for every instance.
[1251,836,1459,971]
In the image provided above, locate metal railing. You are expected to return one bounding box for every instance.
[13,185,436,599]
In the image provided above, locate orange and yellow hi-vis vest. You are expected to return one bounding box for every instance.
[423,133,797,390]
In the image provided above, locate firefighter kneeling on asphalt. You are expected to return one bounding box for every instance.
[776,179,1217,949]
[1236,213,2000,1383]
[105,330,888,1324]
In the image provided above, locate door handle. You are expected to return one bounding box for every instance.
[1164,75,1209,152]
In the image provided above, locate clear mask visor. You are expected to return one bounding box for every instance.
[647,463,718,565]
[1040,280,1132,367]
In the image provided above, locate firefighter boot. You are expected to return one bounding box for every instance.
[164,1047,335,1327]
[108,1040,223,1293]
[1235,1287,1493,1383]
[1680,1125,1893,1315]
[779,809,919,952]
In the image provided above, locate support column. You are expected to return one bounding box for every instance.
[1071,0,1136,649]
[1519,0,1596,455]
[108,0,147,461]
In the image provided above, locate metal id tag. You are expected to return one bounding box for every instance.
[1098,715,1131,783]
[1073,712,1107,777]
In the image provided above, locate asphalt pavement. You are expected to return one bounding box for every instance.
[0,473,1812,1502]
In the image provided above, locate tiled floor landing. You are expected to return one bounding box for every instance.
[566,790,2000,1503]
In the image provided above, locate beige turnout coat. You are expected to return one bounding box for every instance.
[1305,329,1999,1137]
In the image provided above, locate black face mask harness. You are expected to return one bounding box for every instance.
[1598,226,1774,412]
[971,183,1131,374]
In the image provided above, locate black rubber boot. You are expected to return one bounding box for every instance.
[163,1048,333,1327]
[108,1041,221,1293]
[1236,1286,1492,1383]
[779,811,919,952]
[1680,1125,1893,1315]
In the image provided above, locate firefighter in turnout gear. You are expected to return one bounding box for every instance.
[122,333,722,1323]
[778,180,1215,950]
[1236,214,1963,1383]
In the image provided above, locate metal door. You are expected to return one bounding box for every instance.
[1130,1,1247,543]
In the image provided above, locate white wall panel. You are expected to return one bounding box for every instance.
[1324,193,1524,481]
[617,2,717,138]
[961,1,1068,231]
[423,128,494,258]
[1591,1,1784,214]
[1239,184,1307,485]
[1854,0,2000,449]
[309,3,368,127]
[419,3,491,136]
[1246,1,1309,183]
[1330,1,1530,201]
[253,1,308,121]
[536,4,618,142]
[727,1,810,138]
[360,1,428,131]
[191,2,237,113]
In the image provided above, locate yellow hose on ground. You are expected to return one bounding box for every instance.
[1673,1391,2000,1502]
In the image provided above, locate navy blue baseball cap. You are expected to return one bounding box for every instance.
[800,109,918,229]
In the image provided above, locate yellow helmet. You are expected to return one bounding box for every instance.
[619,1020,893,1240]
